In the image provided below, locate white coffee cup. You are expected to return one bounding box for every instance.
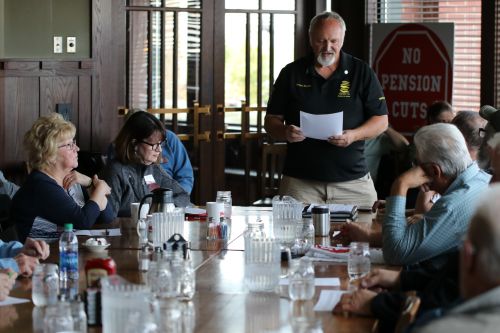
[206,201,224,222]
[128,202,150,228]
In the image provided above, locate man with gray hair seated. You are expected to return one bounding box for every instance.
[383,123,491,269]
[415,184,500,333]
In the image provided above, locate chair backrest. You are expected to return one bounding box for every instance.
[260,142,287,198]
[76,151,106,177]
[394,292,421,333]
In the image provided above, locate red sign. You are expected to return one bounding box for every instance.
[373,24,452,134]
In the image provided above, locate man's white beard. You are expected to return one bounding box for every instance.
[317,52,335,67]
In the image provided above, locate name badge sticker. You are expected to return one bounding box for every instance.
[144,174,156,185]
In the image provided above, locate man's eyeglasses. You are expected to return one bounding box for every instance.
[58,139,77,150]
[478,128,486,138]
[140,140,164,151]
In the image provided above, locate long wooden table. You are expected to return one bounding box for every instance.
[1,207,385,333]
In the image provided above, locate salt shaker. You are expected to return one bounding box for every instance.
[139,245,150,272]
[216,191,232,220]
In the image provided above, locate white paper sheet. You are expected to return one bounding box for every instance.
[279,277,340,287]
[74,228,121,237]
[314,290,347,312]
[0,296,30,307]
[300,111,343,140]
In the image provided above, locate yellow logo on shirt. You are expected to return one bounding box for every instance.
[296,83,312,88]
[338,80,351,98]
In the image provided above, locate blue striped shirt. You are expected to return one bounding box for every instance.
[383,163,491,266]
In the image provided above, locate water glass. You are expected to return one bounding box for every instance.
[347,242,371,282]
[32,263,59,307]
[43,301,74,333]
[180,301,196,333]
[290,301,323,333]
[174,260,196,301]
[152,297,182,332]
[32,306,45,333]
[288,257,315,301]
[147,260,175,298]
[101,276,152,333]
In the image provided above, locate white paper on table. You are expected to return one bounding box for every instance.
[0,296,30,307]
[300,111,343,140]
[314,290,347,311]
[279,277,340,287]
[74,228,121,237]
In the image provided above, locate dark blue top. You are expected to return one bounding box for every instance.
[12,170,113,242]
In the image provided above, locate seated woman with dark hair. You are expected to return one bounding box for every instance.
[12,113,113,242]
[100,111,191,217]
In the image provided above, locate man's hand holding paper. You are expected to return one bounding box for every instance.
[299,111,343,140]
[285,124,306,143]
[328,129,357,147]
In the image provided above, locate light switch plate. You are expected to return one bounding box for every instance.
[53,36,63,53]
[67,37,76,53]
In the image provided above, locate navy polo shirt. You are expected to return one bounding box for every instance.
[267,51,388,182]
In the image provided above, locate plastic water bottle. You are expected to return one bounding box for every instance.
[59,223,79,299]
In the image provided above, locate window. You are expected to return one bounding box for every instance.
[367,0,482,112]
[224,1,296,127]
[127,0,202,123]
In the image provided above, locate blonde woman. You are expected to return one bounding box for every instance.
[12,113,113,241]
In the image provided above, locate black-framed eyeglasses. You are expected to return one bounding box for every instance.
[478,128,486,138]
[140,140,164,151]
[58,139,77,150]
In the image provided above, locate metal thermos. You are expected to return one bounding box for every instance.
[312,206,330,236]
[138,187,174,216]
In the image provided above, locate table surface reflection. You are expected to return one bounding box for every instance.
[2,206,383,333]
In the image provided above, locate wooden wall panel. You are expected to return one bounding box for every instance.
[0,0,126,168]
[78,75,92,151]
[0,60,93,169]
[0,77,39,165]
[91,0,126,153]
[39,76,79,119]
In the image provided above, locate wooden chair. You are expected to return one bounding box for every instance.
[371,291,421,333]
[252,142,287,206]
[395,291,421,333]
[218,102,267,203]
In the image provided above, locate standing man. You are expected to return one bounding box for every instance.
[264,11,388,206]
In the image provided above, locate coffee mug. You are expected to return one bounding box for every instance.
[206,202,224,222]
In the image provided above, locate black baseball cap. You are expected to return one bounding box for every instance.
[479,105,500,132]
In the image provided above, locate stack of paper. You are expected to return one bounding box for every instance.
[303,204,358,222]
[329,204,358,222]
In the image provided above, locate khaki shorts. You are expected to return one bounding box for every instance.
[279,174,377,207]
